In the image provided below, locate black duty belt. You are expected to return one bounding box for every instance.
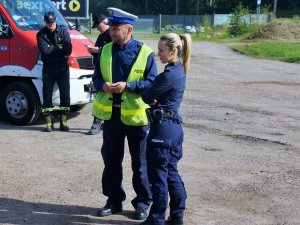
[146,108,176,124]
[109,98,122,108]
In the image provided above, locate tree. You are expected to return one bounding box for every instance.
[228,3,250,37]
[273,0,278,17]
[88,0,299,16]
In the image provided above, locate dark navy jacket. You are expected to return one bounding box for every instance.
[142,61,186,112]
[92,38,157,103]
[37,25,72,73]
[92,29,111,65]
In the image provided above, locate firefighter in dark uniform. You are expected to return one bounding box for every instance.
[87,14,112,135]
[92,7,157,221]
[141,33,192,225]
[37,11,72,132]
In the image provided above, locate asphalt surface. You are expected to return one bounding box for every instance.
[0,40,299,225]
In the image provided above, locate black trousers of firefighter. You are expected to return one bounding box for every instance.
[42,68,70,109]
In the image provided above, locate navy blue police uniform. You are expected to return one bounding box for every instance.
[92,38,157,210]
[142,61,187,225]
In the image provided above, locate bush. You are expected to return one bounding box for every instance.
[228,4,250,37]
[203,14,212,34]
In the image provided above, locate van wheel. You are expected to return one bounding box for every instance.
[0,82,41,125]
[70,104,87,112]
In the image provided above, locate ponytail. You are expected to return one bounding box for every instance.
[179,34,192,73]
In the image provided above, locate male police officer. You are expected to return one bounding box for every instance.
[87,14,111,135]
[92,7,157,221]
[37,11,72,132]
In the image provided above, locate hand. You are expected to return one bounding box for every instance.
[110,82,126,93]
[102,82,114,93]
[150,99,157,106]
[87,46,99,54]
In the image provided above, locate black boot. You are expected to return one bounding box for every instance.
[165,217,184,225]
[96,203,122,217]
[43,112,54,132]
[60,108,70,131]
[88,117,103,135]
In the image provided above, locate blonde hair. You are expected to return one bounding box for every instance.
[159,33,192,73]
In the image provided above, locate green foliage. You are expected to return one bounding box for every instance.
[228,4,250,37]
[88,0,300,17]
[261,4,272,14]
[203,15,212,34]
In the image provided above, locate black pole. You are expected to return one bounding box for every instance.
[176,0,179,15]
[75,18,81,31]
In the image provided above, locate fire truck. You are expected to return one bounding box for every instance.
[0,0,94,125]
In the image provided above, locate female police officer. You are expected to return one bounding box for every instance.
[141,33,192,225]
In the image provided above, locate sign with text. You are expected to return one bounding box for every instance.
[51,0,88,19]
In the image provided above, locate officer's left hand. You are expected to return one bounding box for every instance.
[111,82,126,93]
[150,99,157,106]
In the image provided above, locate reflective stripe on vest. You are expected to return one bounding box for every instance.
[92,43,152,126]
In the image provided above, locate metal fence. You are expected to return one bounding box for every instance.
[69,14,271,34]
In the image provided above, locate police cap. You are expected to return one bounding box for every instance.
[107,7,138,26]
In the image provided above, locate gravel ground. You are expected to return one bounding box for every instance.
[0,40,299,225]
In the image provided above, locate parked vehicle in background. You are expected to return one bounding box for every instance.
[0,0,94,125]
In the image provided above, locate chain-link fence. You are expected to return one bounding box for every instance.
[68,14,271,34]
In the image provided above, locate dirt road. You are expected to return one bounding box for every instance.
[0,41,299,225]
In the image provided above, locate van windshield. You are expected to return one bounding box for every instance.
[0,0,70,31]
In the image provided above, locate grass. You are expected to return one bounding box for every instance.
[83,23,262,42]
[289,16,300,22]
[232,41,300,63]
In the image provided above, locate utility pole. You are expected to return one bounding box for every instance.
[209,0,216,26]
[257,0,261,14]
[197,0,199,15]
[273,0,278,18]
[176,0,179,15]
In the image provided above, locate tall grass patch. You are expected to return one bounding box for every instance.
[232,41,300,63]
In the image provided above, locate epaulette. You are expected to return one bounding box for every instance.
[137,41,143,47]
[164,67,171,72]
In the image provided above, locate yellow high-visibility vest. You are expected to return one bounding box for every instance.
[92,42,152,126]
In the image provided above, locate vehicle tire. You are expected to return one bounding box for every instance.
[0,82,41,125]
[70,103,87,112]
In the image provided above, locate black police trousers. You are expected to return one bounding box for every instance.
[100,107,152,210]
[145,118,186,225]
